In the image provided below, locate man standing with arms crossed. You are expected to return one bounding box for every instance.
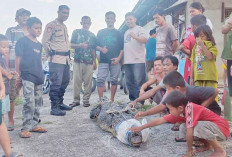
[42,5,72,116]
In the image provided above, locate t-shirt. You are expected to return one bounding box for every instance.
[15,37,44,85]
[71,29,96,64]
[191,40,218,82]
[221,14,232,60]
[164,103,229,139]
[97,28,123,64]
[156,24,177,57]
[5,25,25,70]
[124,25,148,64]
[185,18,213,39]
[182,35,196,82]
[0,55,10,95]
[185,85,221,115]
[145,37,156,61]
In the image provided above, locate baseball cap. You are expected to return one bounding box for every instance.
[15,8,31,17]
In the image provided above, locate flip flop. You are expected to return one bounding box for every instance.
[30,127,47,133]
[7,126,14,131]
[175,137,186,142]
[2,152,24,157]
[19,131,31,138]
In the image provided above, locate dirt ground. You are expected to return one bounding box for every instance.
[1,83,232,157]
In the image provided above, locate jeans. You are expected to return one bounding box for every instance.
[124,63,146,101]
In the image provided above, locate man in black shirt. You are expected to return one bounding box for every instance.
[96,11,124,102]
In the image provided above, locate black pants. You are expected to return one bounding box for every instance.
[227,60,232,96]
[49,62,70,105]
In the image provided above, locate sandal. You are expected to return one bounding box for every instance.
[175,137,186,142]
[20,131,31,138]
[171,125,180,131]
[7,125,14,131]
[2,152,24,157]
[193,141,205,147]
[30,127,47,133]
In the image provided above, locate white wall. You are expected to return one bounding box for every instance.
[186,0,232,80]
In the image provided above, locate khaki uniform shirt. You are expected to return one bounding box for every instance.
[42,19,70,64]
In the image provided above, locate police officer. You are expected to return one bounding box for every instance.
[42,5,72,116]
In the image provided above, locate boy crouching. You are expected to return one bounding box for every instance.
[130,90,229,157]
[15,17,47,138]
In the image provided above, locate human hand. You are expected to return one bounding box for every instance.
[129,126,143,133]
[111,57,120,65]
[0,89,5,100]
[130,100,137,108]
[81,42,88,49]
[101,46,108,54]
[130,32,137,39]
[134,111,145,120]
[182,149,195,157]
[7,73,13,80]
[196,38,205,48]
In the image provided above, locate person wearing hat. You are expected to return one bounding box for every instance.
[5,8,31,131]
[42,5,72,116]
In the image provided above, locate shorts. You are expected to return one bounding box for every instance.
[146,60,154,72]
[97,63,121,87]
[1,95,10,114]
[9,76,20,102]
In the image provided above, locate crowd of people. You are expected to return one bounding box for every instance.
[0,1,232,157]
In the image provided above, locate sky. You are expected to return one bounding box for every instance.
[0,0,139,39]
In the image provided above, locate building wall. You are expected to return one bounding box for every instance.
[186,0,232,80]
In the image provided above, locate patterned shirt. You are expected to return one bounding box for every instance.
[71,29,96,64]
[5,25,25,70]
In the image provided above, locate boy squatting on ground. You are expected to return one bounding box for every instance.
[132,70,221,121]
[130,90,229,157]
[15,17,47,138]
[0,35,23,157]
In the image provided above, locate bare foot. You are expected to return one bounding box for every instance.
[209,150,226,157]
[196,145,211,153]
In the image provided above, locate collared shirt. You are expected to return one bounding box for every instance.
[5,25,25,70]
[42,19,70,64]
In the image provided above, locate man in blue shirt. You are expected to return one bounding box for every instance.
[146,28,156,80]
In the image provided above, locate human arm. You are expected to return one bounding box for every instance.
[179,44,191,57]
[0,66,12,80]
[91,49,97,70]
[130,117,167,132]
[221,17,232,34]
[172,40,178,54]
[111,50,123,65]
[0,69,5,100]
[130,32,147,44]
[42,23,53,52]
[196,39,213,60]
[201,88,218,108]
[140,78,158,95]
[190,62,194,85]
[132,85,162,107]
[134,103,167,119]
[182,127,195,157]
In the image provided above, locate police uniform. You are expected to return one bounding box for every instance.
[42,19,72,116]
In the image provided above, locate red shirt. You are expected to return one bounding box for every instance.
[164,103,230,139]
[182,35,196,82]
